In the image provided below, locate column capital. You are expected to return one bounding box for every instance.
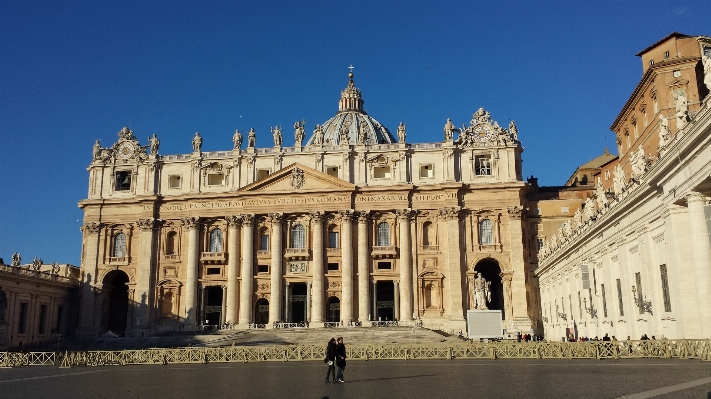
[686,191,708,204]
[396,208,416,221]
[309,211,325,223]
[339,209,355,221]
[226,215,242,228]
[438,207,461,221]
[80,222,102,234]
[136,218,160,231]
[180,217,200,230]
[357,210,370,223]
[506,206,523,220]
[269,212,284,224]
[241,214,255,226]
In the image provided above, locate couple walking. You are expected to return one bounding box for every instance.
[325,337,347,383]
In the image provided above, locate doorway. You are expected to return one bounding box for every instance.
[255,298,269,325]
[376,281,395,321]
[290,283,307,323]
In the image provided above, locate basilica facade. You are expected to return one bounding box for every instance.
[77,72,537,337]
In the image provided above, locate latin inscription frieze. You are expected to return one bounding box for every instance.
[355,195,408,203]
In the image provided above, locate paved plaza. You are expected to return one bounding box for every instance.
[1,359,710,399]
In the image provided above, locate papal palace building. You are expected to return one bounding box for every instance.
[77,72,538,337]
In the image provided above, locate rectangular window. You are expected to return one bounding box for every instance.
[207,173,224,186]
[260,235,269,251]
[115,171,131,191]
[168,175,181,189]
[326,166,338,178]
[206,267,221,275]
[257,169,270,181]
[592,269,597,295]
[672,70,681,78]
[18,302,28,334]
[660,264,672,312]
[664,50,670,59]
[38,305,48,334]
[327,263,339,271]
[419,164,434,179]
[373,166,391,179]
[475,156,492,176]
[635,272,644,315]
[578,291,583,319]
[537,238,544,250]
[616,278,624,316]
[56,306,64,334]
[601,284,608,318]
[328,232,339,249]
[257,265,269,274]
[377,261,392,270]
[561,206,569,213]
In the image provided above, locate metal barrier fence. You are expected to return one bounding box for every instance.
[1,340,709,368]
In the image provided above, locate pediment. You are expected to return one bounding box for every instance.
[240,163,355,193]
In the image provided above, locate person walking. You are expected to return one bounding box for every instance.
[336,337,347,383]
[325,338,337,383]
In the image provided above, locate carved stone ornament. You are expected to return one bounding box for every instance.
[630,145,647,179]
[357,210,370,223]
[180,217,200,230]
[506,206,523,219]
[289,262,306,273]
[396,208,416,221]
[241,214,255,226]
[81,222,102,234]
[226,215,242,228]
[438,207,460,221]
[269,213,284,224]
[339,209,355,221]
[290,168,305,189]
[309,211,325,223]
[612,164,626,196]
[100,126,149,164]
[454,108,516,148]
[136,218,158,231]
[703,55,711,92]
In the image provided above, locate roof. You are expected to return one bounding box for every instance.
[564,148,618,186]
[635,32,691,56]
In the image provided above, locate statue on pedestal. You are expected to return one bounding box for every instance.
[10,252,21,267]
[192,132,202,153]
[673,91,689,130]
[312,124,324,146]
[293,121,305,147]
[271,126,282,147]
[658,114,670,147]
[148,134,160,155]
[509,120,519,141]
[247,128,256,148]
[92,140,102,159]
[471,272,491,310]
[397,122,406,143]
[357,122,367,145]
[613,164,626,196]
[443,118,458,142]
[232,129,243,150]
[630,145,647,179]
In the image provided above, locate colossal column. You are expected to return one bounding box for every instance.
[687,192,711,336]
[181,217,200,325]
[238,214,255,325]
[268,213,284,325]
[310,211,325,324]
[439,207,464,323]
[340,210,354,323]
[357,211,370,322]
[135,218,158,334]
[397,209,414,321]
[225,215,242,324]
[77,222,102,337]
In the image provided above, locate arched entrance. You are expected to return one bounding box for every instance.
[102,270,129,335]
[255,298,269,325]
[474,259,505,319]
[326,296,340,323]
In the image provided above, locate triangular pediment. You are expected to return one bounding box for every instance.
[240,163,355,193]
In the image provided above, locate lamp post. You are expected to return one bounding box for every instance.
[631,286,653,315]
[583,297,598,318]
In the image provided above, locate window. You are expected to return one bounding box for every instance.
[578,291,583,319]
[166,232,177,255]
[373,166,391,179]
[326,166,338,178]
[616,278,624,316]
[328,263,339,271]
[422,222,434,246]
[18,303,28,334]
[56,306,63,334]
[479,219,494,245]
[569,295,573,321]
[592,268,597,295]
[209,229,223,252]
[537,238,544,250]
[257,169,270,181]
[601,284,608,318]
[113,233,126,257]
[419,164,434,179]
[561,206,569,213]
[207,173,224,186]
[259,233,269,251]
[475,156,492,176]
[660,264,672,312]
[635,272,644,314]
[38,305,47,334]
[291,224,305,248]
[115,171,131,191]
[672,69,681,78]
[206,267,221,275]
[376,222,390,246]
[649,59,654,66]
[664,50,670,59]
[257,265,269,273]
[328,231,339,249]
[377,261,392,270]
[605,170,610,181]
[169,175,181,189]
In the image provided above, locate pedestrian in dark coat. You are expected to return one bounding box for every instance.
[335,337,347,383]
[325,338,337,383]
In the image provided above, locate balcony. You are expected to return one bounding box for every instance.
[257,250,271,259]
[420,245,440,253]
[371,246,397,259]
[326,247,340,255]
[284,248,309,260]
[201,252,225,264]
[108,256,128,265]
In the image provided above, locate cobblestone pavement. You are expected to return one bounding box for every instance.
[1,359,710,399]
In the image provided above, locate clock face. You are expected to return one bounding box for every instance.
[116,142,134,160]
[473,124,493,139]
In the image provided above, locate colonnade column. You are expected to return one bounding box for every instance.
[357,211,370,322]
[225,216,242,324]
[135,218,158,334]
[439,208,464,323]
[687,192,711,336]
[340,210,354,323]
[77,222,102,337]
[311,212,325,324]
[239,214,255,325]
[397,209,414,321]
[182,217,200,325]
[268,213,284,325]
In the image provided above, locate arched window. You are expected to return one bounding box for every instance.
[377,222,390,246]
[113,233,126,257]
[291,224,305,248]
[165,231,177,255]
[422,221,433,246]
[327,225,339,249]
[209,228,223,252]
[479,219,494,245]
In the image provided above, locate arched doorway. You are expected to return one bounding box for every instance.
[255,298,269,325]
[326,297,340,323]
[102,270,129,335]
[474,259,505,319]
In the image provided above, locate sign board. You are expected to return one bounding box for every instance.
[466,310,503,339]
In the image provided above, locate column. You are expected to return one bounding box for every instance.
[394,280,400,320]
[372,280,378,320]
[182,217,200,325]
[687,192,711,336]
[440,207,464,322]
[239,215,255,325]
[397,209,414,321]
[226,216,242,324]
[507,206,532,331]
[340,210,354,323]
[357,211,370,322]
[134,218,158,335]
[220,285,227,325]
[311,212,325,324]
[77,222,101,337]
[268,213,283,325]
[306,282,312,323]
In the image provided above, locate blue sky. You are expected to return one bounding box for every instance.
[1,1,709,265]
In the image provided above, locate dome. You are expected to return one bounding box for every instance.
[305,73,396,146]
